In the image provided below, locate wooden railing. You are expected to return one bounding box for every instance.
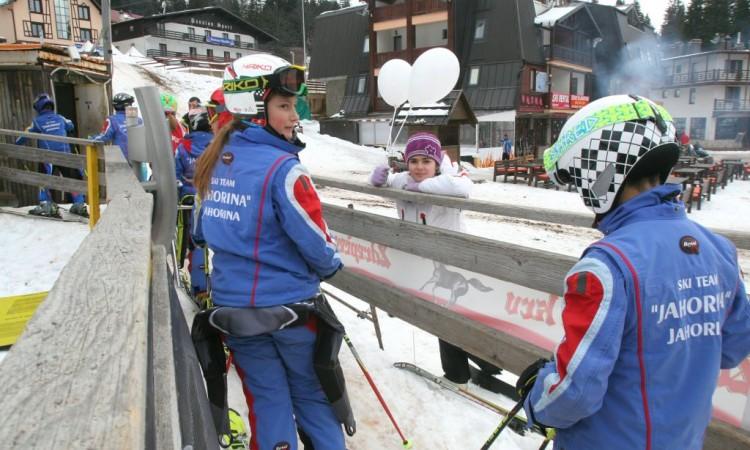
[0,129,104,228]
[665,69,750,86]
[543,44,592,67]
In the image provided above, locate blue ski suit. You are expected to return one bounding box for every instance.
[16,110,83,204]
[92,111,143,160]
[194,124,345,450]
[525,184,750,450]
[175,130,212,198]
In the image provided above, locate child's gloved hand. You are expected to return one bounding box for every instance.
[370,164,390,187]
[404,180,421,192]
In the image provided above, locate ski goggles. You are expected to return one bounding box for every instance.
[543,98,673,178]
[223,65,306,97]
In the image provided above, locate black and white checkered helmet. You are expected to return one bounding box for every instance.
[543,95,679,215]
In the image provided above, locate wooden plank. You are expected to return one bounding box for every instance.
[328,269,750,450]
[148,244,180,450]
[0,165,88,192]
[0,142,88,168]
[315,175,750,250]
[323,204,577,296]
[0,127,102,146]
[0,147,153,448]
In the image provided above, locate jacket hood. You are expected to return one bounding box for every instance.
[597,184,684,235]
[233,123,305,155]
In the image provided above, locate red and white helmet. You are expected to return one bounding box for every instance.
[223,53,305,116]
[543,95,679,215]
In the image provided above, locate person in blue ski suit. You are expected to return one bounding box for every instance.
[16,93,87,217]
[192,54,346,450]
[516,95,750,450]
[175,110,212,294]
[92,92,143,160]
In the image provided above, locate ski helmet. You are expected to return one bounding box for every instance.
[33,93,54,113]
[113,92,135,111]
[189,110,211,133]
[222,53,305,116]
[160,92,178,113]
[543,94,679,215]
[207,88,234,129]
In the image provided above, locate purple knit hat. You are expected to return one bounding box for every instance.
[404,132,443,165]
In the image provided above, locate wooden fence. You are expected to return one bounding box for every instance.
[317,181,750,449]
[0,128,104,228]
[0,148,215,449]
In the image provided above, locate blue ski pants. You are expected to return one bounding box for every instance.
[39,163,84,204]
[226,322,345,450]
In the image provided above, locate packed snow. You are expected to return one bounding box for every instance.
[2,54,749,447]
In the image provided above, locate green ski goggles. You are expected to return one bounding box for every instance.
[543,98,673,175]
[224,65,306,97]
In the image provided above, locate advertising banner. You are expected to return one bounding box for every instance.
[570,94,590,109]
[551,92,570,109]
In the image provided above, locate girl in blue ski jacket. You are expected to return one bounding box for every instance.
[516,95,750,450]
[192,54,345,450]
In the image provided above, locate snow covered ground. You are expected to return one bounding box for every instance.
[2,55,749,447]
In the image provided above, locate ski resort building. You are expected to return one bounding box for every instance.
[112,7,277,71]
[0,0,102,45]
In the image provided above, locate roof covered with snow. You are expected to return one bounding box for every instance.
[534,5,581,27]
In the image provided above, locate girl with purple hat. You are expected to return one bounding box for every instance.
[369,132,502,389]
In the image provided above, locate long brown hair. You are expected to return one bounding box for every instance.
[194,119,243,197]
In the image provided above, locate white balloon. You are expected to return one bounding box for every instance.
[377,59,412,107]
[408,48,460,107]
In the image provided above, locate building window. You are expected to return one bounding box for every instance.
[224,51,230,60]
[673,118,687,134]
[80,28,92,42]
[728,60,743,74]
[159,43,168,54]
[674,89,680,98]
[393,34,402,51]
[222,32,229,39]
[188,27,195,37]
[363,36,369,53]
[474,19,485,40]
[54,0,71,40]
[157,22,165,33]
[690,117,706,140]
[442,28,448,39]
[30,22,45,37]
[716,117,741,139]
[357,76,366,94]
[207,48,214,59]
[205,30,212,38]
[29,0,43,13]
[570,77,579,96]
[236,52,242,58]
[129,25,134,32]
[689,88,696,104]
[469,66,480,86]
[77,5,90,20]
[675,64,682,74]
[235,34,241,46]
[189,47,197,57]
[662,89,668,98]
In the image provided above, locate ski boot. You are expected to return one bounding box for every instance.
[69,203,89,218]
[29,201,61,219]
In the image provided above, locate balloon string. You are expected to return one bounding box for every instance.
[390,106,410,159]
[386,106,399,158]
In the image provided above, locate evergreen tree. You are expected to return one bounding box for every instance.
[633,1,651,27]
[685,0,706,41]
[734,0,750,36]
[704,0,732,40]
[661,0,686,43]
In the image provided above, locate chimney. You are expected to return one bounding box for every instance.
[687,39,702,54]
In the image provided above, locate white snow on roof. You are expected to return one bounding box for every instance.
[125,46,145,58]
[534,5,580,27]
[397,108,449,117]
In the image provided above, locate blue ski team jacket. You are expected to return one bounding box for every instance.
[525,184,750,450]
[175,130,212,198]
[15,110,74,152]
[93,111,143,160]
[194,124,342,308]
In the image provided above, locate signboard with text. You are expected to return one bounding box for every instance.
[551,92,570,109]
[519,94,544,112]
[570,94,590,109]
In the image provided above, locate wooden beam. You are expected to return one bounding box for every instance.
[0,148,153,447]
[314,176,750,250]
[0,127,103,146]
[0,142,88,169]
[0,165,89,192]
[323,204,577,296]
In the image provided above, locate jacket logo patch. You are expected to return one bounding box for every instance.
[273,442,290,450]
[221,152,234,165]
[680,236,699,254]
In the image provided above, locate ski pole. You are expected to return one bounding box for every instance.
[343,335,412,449]
[480,395,527,450]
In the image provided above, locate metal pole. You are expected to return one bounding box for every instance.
[101,0,112,68]
[301,0,307,67]
[85,144,101,229]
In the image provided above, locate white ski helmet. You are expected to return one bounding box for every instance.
[543,94,679,215]
[223,53,305,116]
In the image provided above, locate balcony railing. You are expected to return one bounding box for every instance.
[714,98,750,113]
[146,28,256,50]
[664,69,750,86]
[543,44,592,68]
[373,3,407,22]
[146,49,233,64]
[376,49,409,67]
[413,0,448,15]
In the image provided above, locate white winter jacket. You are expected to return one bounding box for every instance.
[370,156,472,232]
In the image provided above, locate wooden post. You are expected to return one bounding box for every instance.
[86,144,101,228]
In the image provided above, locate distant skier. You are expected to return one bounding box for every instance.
[369,132,504,392]
[16,93,87,218]
[92,92,143,160]
[516,95,750,450]
[182,96,202,132]
[501,134,513,160]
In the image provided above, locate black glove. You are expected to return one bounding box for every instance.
[516,358,549,399]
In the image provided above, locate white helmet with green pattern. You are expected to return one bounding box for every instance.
[543,94,679,215]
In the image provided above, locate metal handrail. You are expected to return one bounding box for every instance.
[147,28,256,50]
[664,69,750,86]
